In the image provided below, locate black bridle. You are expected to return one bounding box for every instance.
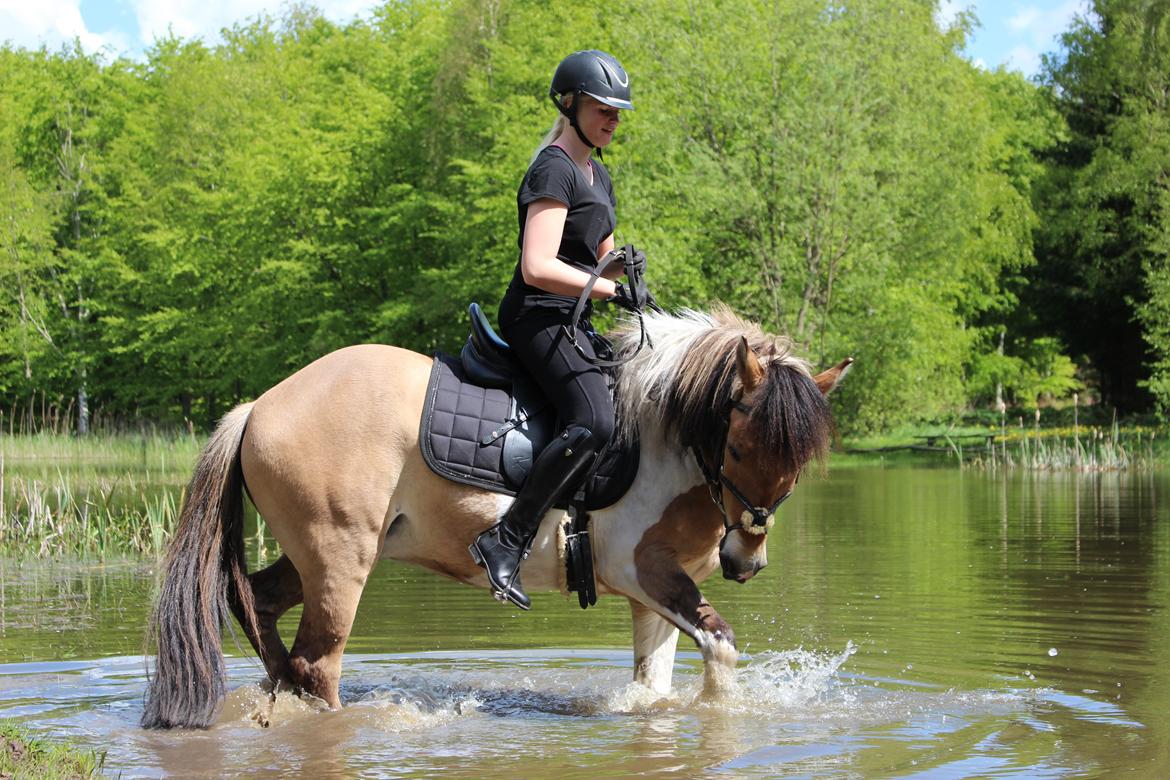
[692,400,794,549]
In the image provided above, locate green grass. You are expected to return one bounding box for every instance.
[1,432,200,557]
[0,418,1166,560]
[0,722,104,778]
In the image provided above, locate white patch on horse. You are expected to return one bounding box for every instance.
[589,424,703,598]
[493,492,511,522]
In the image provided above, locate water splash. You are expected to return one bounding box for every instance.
[221,683,330,728]
[719,642,858,711]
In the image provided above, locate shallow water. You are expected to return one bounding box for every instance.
[1,466,1167,777]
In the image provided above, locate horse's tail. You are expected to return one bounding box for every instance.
[141,402,261,729]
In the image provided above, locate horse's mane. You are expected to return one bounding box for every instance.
[612,305,834,472]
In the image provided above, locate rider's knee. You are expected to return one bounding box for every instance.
[573,411,614,448]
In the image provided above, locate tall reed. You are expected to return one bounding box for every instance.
[972,421,1159,472]
[1,433,195,557]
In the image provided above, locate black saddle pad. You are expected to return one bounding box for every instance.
[419,353,638,511]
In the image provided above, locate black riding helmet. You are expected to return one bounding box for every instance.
[549,50,633,150]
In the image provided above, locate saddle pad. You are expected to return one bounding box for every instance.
[419,353,638,510]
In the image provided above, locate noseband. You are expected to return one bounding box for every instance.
[692,400,793,550]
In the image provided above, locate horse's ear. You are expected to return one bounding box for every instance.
[736,336,765,392]
[813,357,854,396]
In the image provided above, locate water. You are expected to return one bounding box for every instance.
[0,466,1167,777]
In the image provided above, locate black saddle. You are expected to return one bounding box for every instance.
[418,303,639,511]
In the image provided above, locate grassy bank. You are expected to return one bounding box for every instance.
[840,413,1167,470]
[0,432,200,557]
[0,722,103,778]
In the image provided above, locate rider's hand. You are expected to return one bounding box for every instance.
[608,280,648,312]
[624,247,647,276]
[600,248,626,271]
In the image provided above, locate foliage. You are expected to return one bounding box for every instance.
[0,432,200,556]
[0,0,1126,433]
[1031,0,1170,414]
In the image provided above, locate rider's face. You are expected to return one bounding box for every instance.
[578,97,621,148]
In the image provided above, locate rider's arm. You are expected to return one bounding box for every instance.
[522,199,618,299]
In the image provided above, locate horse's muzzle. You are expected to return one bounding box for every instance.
[720,555,763,583]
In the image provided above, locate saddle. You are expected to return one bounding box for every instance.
[419,303,639,511]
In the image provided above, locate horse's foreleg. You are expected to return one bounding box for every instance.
[629,600,680,694]
[626,545,739,693]
[230,554,303,687]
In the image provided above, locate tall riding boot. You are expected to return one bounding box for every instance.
[469,424,598,610]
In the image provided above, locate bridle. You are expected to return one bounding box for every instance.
[692,399,795,550]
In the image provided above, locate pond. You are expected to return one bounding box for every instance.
[0,465,1166,777]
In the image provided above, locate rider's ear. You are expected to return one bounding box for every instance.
[735,336,765,392]
[812,358,854,396]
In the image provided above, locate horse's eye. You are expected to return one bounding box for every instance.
[728,445,742,462]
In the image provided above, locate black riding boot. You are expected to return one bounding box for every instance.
[469,425,598,610]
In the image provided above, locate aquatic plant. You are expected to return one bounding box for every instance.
[1,433,212,557]
[972,411,1160,472]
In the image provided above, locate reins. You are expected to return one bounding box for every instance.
[562,244,660,368]
[692,400,793,548]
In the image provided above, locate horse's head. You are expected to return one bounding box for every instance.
[613,305,852,583]
[716,337,852,583]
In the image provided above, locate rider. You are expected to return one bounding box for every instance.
[469,50,647,610]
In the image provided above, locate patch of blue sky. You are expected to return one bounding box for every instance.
[940,0,1092,76]
[2,1,1093,78]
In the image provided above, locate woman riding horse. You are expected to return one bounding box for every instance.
[139,53,853,732]
[470,50,646,610]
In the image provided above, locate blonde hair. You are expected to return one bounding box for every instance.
[530,93,575,164]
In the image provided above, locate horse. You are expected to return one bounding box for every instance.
[140,305,851,729]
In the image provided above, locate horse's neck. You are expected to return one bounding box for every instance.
[599,422,703,527]
[584,423,717,596]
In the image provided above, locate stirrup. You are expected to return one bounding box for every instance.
[467,537,533,611]
[491,585,530,610]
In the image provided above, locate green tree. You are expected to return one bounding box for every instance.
[1031,0,1170,414]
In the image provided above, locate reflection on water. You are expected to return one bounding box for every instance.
[0,466,1167,777]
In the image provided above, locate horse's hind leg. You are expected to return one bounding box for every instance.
[286,538,379,709]
[230,554,304,687]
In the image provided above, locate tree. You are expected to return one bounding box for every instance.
[1031,0,1170,413]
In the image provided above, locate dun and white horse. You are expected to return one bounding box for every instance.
[141,306,850,729]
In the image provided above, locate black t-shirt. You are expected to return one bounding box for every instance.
[500,145,616,319]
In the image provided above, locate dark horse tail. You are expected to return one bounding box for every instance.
[141,403,262,729]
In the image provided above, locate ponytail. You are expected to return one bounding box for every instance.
[531,116,569,163]
[531,93,574,163]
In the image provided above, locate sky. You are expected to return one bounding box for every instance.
[1,0,1092,78]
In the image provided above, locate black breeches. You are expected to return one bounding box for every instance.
[502,312,616,446]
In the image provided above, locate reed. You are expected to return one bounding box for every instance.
[971,421,1160,472]
[0,432,279,559]
[1,433,195,557]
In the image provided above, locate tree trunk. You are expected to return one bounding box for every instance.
[77,374,89,437]
[994,328,1005,411]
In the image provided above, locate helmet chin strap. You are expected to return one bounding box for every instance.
[550,92,601,158]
